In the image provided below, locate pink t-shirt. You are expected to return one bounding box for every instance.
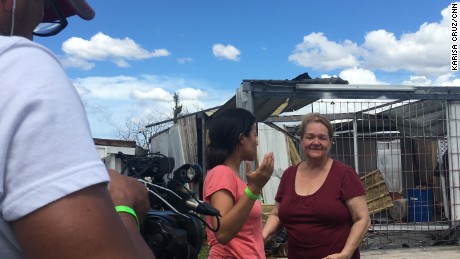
[203,165,265,259]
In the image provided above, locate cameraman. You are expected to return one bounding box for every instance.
[0,0,155,258]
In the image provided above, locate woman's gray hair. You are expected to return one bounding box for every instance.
[298,113,334,139]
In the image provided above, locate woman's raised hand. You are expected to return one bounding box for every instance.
[245,152,274,195]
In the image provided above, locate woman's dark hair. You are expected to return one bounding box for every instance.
[206,108,256,169]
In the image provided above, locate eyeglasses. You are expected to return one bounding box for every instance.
[33,0,68,37]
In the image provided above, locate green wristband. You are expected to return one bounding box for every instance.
[244,187,260,201]
[115,205,139,229]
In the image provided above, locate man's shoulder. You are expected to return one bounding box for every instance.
[0,36,67,93]
[0,36,58,62]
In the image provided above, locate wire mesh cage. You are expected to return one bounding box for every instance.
[297,99,460,249]
[260,97,460,253]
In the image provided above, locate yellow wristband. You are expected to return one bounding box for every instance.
[115,205,139,229]
[244,187,260,201]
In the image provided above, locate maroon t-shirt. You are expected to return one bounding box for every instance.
[276,160,366,259]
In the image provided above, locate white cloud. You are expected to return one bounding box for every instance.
[288,32,361,70]
[212,44,241,61]
[177,88,206,100]
[362,23,447,75]
[61,56,95,70]
[131,88,172,101]
[401,76,432,86]
[177,57,194,64]
[289,3,454,77]
[73,75,142,99]
[71,74,234,138]
[434,73,460,86]
[339,68,387,85]
[61,32,170,69]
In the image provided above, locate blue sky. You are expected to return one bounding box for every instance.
[35,0,458,139]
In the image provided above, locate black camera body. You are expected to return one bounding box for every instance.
[117,152,219,259]
[142,210,202,258]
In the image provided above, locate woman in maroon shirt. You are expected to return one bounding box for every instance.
[263,113,370,259]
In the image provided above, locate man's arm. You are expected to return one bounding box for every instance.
[12,181,155,259]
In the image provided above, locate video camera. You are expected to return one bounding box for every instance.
[116,152,220,259]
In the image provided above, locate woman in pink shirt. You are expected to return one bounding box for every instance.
[203,108,274,259]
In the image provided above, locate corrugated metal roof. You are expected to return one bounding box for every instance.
[210,79,459,124]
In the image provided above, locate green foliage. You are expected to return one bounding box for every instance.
[198,242,209,259]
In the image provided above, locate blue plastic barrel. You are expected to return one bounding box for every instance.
[407,189,433,222]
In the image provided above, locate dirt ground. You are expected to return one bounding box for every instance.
[267,245,460,259]
[361,245,460,259]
